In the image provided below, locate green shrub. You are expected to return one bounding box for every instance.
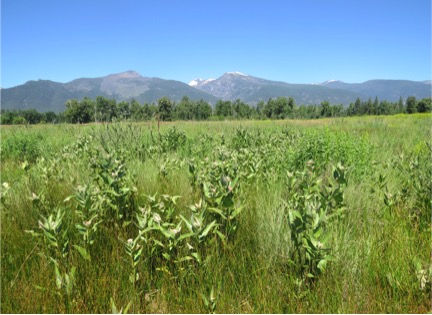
[1,132,44,162]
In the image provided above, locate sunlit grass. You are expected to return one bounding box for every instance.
[1,114,430,313]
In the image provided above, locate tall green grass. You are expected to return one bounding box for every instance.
[1,114,431,313]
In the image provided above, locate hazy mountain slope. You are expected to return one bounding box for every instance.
[1,71,217,112]
[190,72,363,105]
[1,80,83,112]
[322,79,431,101]
[127,79,219,104]
[244,84,364,105]
[2,71,430,112]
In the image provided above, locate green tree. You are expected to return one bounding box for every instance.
[175,96,193,120]
[130,99,142,120]
[65,99,93,124]
[377,100,391,115]
[44,111,58,123]
[372,96,379,115]
[195,99,212,120]
[320,101,331,117]
[346,103,355,116]
[417,98,431,113]
[354,98,362,115]
[117,101,130,120]
[364,98,373,115]
[332,104,344,117]
[286,97,295,117]
[21,109,43,124]
[215,100,233,117]
[232,99,252,119]
[397,96,405,113]
[263,98,274,118]
[406,96,417,114]
[272,97,286,118]
[81,97,96,122]
[0,110,17,125]
[140,103,150,120]
[256,100,265,118]
[158,97,173,121]
[95,96,117,122]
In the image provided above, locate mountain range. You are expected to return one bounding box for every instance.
[1,71,430,113]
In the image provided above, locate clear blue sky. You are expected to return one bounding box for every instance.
[1,0,431,88]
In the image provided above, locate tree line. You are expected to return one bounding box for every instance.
[1,95,431,125]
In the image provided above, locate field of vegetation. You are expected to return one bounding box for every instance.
[1,114,431,313]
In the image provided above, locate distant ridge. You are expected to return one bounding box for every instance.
[1,71,430,112]
[1,71,218,112]
[191,73,431,104]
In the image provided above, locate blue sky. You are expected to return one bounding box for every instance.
[1,0,431,88]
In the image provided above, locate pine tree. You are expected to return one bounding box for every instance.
[406,96,417,114]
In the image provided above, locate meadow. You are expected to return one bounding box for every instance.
[1,114,431,313]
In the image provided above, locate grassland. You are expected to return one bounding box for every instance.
[1,114,431,313]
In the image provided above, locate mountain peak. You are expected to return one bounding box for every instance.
[225,71,249,77]
[108,70,142,79]
[321,79,343,85]
[189,72,249,87]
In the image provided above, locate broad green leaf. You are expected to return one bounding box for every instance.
[191,252,202,264]
[208,207,227,219]
[177,256,193,262]
[221,194,234,208]
[123,301,133,314]
[153,239,165,248]
[54,264,62,289]
[179,214,193,231]
[200,220,217,238]
[73,245,91,261]
[65,268,75,295]
[215,230,227,246]
[201,293,209,307]
[178,232,195,241]
[158,226,174,238]
[230,206,242,219]
[110,298,120,314]
[231,175,240,189]
[133,248,143,266]
[291,210,302,220]
[317,259,327,272]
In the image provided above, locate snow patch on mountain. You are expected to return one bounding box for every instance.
[226,71,249,76]
[189,78,216,87]
[321,80,342,85]
[189,78,203,87]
